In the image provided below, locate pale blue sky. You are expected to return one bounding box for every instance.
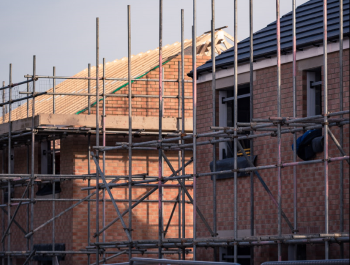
[0,0,309,85]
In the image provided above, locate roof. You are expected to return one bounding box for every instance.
[3,30,234,123]
[195,0,349,77]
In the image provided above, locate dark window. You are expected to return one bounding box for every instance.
[307,68,322,117]
[220,246,251,264]
[226,83,250,126]
[224,83,250,159]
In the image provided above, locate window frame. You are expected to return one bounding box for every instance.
[306,68,322,117]
[219,83,251,160]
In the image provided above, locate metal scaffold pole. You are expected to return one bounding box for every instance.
[276,0,282,261]
[87,62,91,265]
[2,82,4,124]
[2,81,4,265]
[52,66,56,263]
[292,0,298,260]
[127,4,133,260]
[249,0,255,264]
[30,55,36,265]
[7,63,12,265]
[158,0,164,259]
[102,57,106,261]
[192,0,197,260]
[95,16,100,265]
[338,0,344,258]
[177,60,181,261]
[323,0,329,259]
[233,0,238,262]
[211,1,218,260]
[181,9,186,260]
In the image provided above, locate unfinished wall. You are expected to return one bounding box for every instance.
[196,49,349,263]
[0,54,210,264]
[83,54,210,119]
[65,134,193,263]
[0,142,74,265]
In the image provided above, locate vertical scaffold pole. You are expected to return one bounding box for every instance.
[87,62,91,265]
[181,9,186,260]
[339,0,344,258]
[276,0,282,261]
[2,81,4,124]
[52,68,56,109]
[211,2,218,260]
[127,5,133,260]
[233,0,238,262]
[177,60,182,256]
[7,63,12,265]
[26,78,29,118]
[88,64,91,115]
[102,58,106,260]
[26,72,30,254]
[1,167,4,265]
[192,0,197,259]
[52,66,56,263]
[323,0,329,259]
[1,81,4,265]
[249,0,255,264]
[158,0,163,259]
[292,0,298,260]
[95,17,100,265]
[30,55,36,265]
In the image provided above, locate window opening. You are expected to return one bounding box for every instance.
[213,83,256,180]
[307,68,322,117]
[220,246,251,264]
[36,140,61,196]
[223,83,250,159]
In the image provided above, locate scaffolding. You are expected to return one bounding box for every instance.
[0,0,349,264]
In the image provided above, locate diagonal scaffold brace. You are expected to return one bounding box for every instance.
[1,208,27,235]
[94,157,194,238]
[237,140,295,232]
[1,180,31,243]
[22,249,36,265]
[164,193,180,237]
[24,175,122,239]
[327,128,350,165]
[162,151,216,237]
[91,151,132,242]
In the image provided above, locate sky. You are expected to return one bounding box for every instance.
[0,0,310,86]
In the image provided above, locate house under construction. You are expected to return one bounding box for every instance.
[0,0,349,265]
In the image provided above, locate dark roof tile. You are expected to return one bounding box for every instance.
[194,0,349,76]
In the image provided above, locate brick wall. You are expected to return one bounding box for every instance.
[0,54,209,264]
[84,55,210,118]
[68,134,193,263]
[0,143,74,265]
[196,49,349,262]
[72,54,209,263]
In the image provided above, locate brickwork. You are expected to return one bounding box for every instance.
[68,134,193,263]
[0,143,74,265]
[72,54,209,263]
[196,50,349,262]
[83,55,210,118]
[0,54,209,264]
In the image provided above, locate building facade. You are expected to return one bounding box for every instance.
[194,0,349,263]
[0,36,219,264]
